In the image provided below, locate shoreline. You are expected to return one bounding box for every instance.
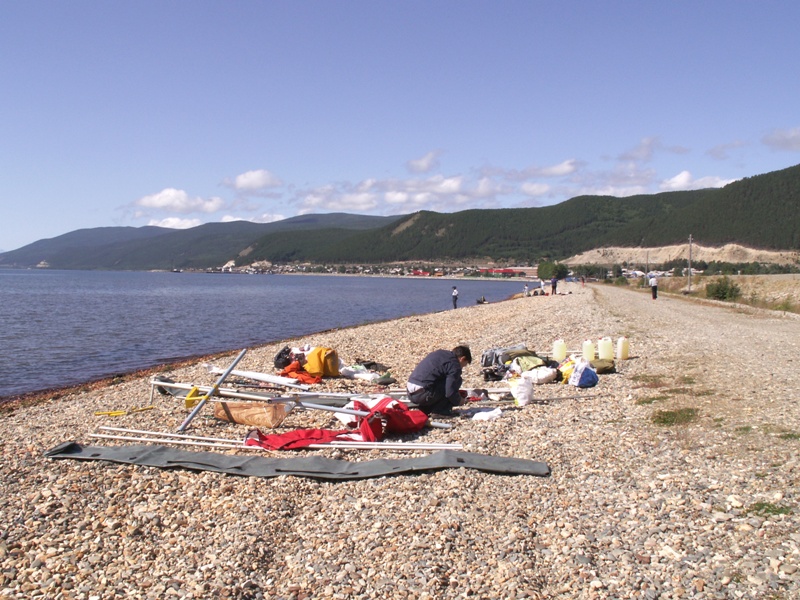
[0,272,526,405]
[3,281,799,598]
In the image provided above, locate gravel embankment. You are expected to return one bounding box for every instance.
[1,281,799,599]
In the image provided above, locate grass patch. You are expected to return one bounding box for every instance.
[631,374,667,389]
[676,375,696,385]
[747,502,792,517]
[663,387,692,395]
[636,395,670,405]
[651,407,698,426]
[779,432,800,440]
[734,425,753,434]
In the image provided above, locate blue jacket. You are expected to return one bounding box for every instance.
[408,349,463,403]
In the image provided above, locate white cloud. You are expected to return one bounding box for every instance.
[406,151,441,173]
[482,159,580,181]
[332,193,380,212]
[619,137,689,163]
[520,182,550,196]
[537,159,578,177]
[762,127,800,151]
[135,188,224,214]
[619,137,660,162]
[295,174,472,215]
[230,169,283,193]
[474,177,502,198]
[659,171,737,191]
[573,184,649,198]
[707,140,747,160]
[221,213,286,223]
[147,217,203,229]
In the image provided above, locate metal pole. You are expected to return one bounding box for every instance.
[177,349,247,432]
[688,234,693,293]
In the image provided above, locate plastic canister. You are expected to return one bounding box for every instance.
[597,337,614,361]
[552,339,567,362]
[582,339,596,362]
[616,337,630,360]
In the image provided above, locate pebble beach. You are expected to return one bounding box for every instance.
[2,280,799,599]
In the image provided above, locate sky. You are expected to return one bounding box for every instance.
[2,1,799,252]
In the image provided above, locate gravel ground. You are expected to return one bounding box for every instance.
[1,280,799,599]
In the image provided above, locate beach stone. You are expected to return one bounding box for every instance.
[2,280,800,598]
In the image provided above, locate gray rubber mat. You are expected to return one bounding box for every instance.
[45,442,550,480]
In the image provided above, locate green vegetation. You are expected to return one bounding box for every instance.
[630,375,667,388]
[706,276,742,301]
[636,395,669,405]
[537,261,569,280]
[2,163,800,270]
[747,502,792,517]
[651,407,699,425]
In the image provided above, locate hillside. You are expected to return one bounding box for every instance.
[564,243,800,267]
[2,162,799,270]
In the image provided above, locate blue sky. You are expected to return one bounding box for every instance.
[2,1,799,252]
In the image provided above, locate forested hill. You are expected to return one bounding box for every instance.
[2,163,799,270]
[237,162,800,265]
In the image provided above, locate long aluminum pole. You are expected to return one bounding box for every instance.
[95,428,461,450]
[177,349,247,432]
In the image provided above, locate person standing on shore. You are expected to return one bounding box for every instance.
[550,277,558,296]
[649,274,658,299]
[406,345,472,415]
[523,283,529,297]
[452,286,459,309]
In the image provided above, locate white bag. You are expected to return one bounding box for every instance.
[509,377,534,406]
[523,367,558,385]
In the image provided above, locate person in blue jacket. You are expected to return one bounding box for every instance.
[406,345,472,415]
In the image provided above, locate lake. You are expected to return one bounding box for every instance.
[0,270,523,399]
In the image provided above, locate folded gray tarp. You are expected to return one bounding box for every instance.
[45,442,550,480]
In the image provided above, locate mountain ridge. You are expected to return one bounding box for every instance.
[2,163,799,270]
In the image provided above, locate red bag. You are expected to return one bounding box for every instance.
[352,397,429,439]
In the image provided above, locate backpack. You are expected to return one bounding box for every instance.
[590,358,616,374]
[273,346,293,370]
[480,343,529,381]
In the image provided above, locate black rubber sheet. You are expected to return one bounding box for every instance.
[45,442,550,480]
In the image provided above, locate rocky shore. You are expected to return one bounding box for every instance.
[2,281,799,599]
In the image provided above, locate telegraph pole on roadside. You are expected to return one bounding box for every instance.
[688,234,693,293]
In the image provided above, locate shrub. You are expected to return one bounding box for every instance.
[706,276,741,302]
[651,407,698,425]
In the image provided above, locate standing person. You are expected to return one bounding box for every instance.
[648,273,658,299]
[523,283,529,297]
[581,276,585,287]
[406,346,472,415]
[550,276,558,296]
[452,286,459,309]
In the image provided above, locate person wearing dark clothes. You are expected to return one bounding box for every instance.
[550,277,558,295]
[406,345,472,415]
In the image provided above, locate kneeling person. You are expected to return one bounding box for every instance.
[406,345,472,415]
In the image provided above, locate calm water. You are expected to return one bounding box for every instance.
[0,270,522,399]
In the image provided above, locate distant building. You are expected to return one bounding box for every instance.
[479,268,525,277]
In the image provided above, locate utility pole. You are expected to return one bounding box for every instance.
[688,234,693,293]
